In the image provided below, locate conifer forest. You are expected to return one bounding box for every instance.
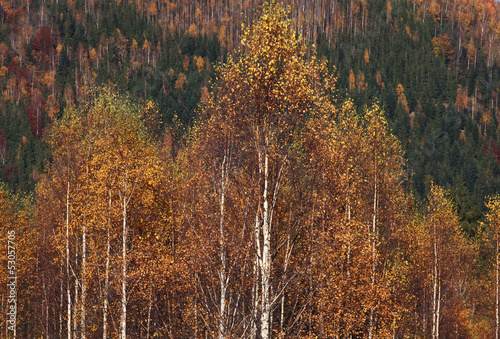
[2,0,500,337]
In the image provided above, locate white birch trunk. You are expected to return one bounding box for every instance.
[43,278,48,338]
[146,288,152,339]
[369,144,378,339]
[436,276,441,339]
[280,234,291,335]
[66,181,72,339]
[260,152,271,339]
[219,155,228,339]
[120,173,128,339]
[103,190,111,339]
[73,263,78,339]
[252,170,262,339]
[432,227,439,339]
[81,219,86,339]
[251,252,259,339]
[60,267,63,339]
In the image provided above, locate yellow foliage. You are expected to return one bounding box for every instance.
[396,83,404,97]
[455,85,468,112]
[89,47,97,63]
[142,39,151,52]
[349,69,356,92]
[182,55,190,71]
[356,70,367,91]
[386,0,392,14]
[195,55,205,73]
[432,34,453,62]
[175,72,187,90]
[219,25,227,48]
[188,23,197,37]
[398,92,410,114]
[0,65,8,77]
[41,71,55,89]
[375,70,385,90]
[200,86,209,104]
[147,1,158,18]
[405,25,411,38]
[46,94,60,121]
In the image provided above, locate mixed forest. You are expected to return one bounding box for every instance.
[1,0,500,337]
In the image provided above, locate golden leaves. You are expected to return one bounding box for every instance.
[46,94,60,121]
[193,55,204,73]
[395,83,404,97]
[396,83,409,114]
[304,93,409,337]
[432,34,453,62]
[0,65,8,77]
[375,70,385,90]
[175,72,187,90]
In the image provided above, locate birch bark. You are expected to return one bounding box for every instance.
[103,190,111,339]
[219,154,228,339]
[66,181,72,339]
[119,170,130,339]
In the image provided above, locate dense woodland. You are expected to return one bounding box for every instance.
[1,0,500,337]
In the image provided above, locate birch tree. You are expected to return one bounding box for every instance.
[425,184,469,338]
[78,89,162,339]
[180,3,337,337]
[41,87,164,338]
[306,100,409,337]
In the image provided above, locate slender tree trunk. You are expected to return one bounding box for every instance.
[489,37,494,81]
[261,152,271,339]
[369,143,378,339]
[280,285,285,335]
[472,82,478,119]
[80,147,90,339]
[432,228,439,339]
[66,181,72,339]
[81,221,86,339]
[194,301,198,339]
[436,276,441,339]
[423,289,427,334]
[43,277,48,338]
[146,288,152,339]
[280,234,291,335]
[219,155,228,339]
[74,264,79,339]
[120,173,128,339]
[103,190,111,339]
[251,252,259,339]
[252,157,262,339]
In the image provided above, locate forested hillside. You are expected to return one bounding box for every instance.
[0,0,500,222]
[1,0,500,337]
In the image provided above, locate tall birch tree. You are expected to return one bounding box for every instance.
[180,3,337,338]
[40,88,164,338]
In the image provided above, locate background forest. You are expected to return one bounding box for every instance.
[1,0,500,337]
